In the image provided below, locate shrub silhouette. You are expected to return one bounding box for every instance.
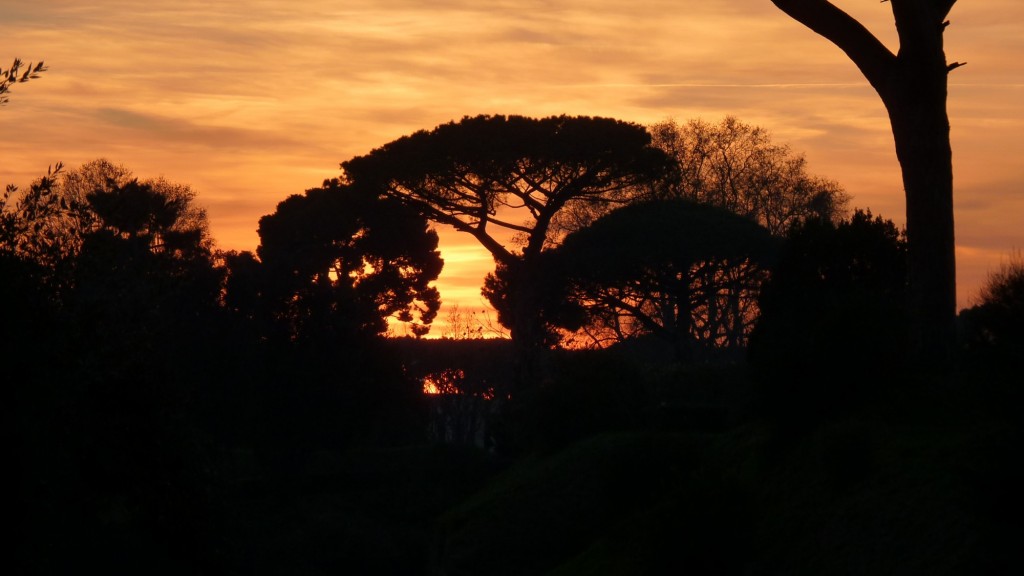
[749,210,908,425]
[960,251,1024,382]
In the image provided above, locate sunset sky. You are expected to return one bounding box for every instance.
[4,0,1022,330]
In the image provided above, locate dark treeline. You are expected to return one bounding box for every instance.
[6,116,1022,575]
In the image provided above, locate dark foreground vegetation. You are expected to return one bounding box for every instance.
[6,117,1022,574]
[12,326,1023,575]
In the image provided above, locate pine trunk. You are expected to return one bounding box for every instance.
[883,56,957,367]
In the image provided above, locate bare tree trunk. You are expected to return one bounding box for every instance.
[886,51,957,365]
[506,249,551,394]
[770,0,959,366]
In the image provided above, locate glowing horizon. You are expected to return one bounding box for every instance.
[4,1,1022,332]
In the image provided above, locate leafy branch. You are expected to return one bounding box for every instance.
[1,58,48,106]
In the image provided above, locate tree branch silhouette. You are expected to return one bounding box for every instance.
[1,58,47,106]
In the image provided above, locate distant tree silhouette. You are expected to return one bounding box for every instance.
[2,159,209,281]
[220,249,274,334]
[960,251,1024,375]
[254,179,443,343]
[540,199,776,359]
[85,179,209,254]
[3,160,220,374]
[66,172,222,380]
[749,209,909,419]
[1,58,46,106]
[1,162,66,265]
[644,117,850,235]
[9,161,226,574]
[2,159,220,364]
[1,165,62,379]
[341,114,674,386]
[771,0,961,366]
[440,303,502,340]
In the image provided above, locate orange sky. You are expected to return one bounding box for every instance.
[4,1,1022,333]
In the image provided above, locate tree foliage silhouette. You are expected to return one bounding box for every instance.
[530,199,776,357]
[2,159,209,276]
[255,179,443,342]
[66,170,221,384]
[341,114,674,384]
[770,0,961,366]
[960,252,1024,374]
[1,58,46,106]
[1,164,63,378]
[8,162,235,574]
[3,160,215,332]
[2,160,218,366]
[645,116,850,235]
[2,163,66,259]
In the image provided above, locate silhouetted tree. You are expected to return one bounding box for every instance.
[220,249,274,334]
[771,0,961,366]
[3,160,220,371]
[1,162,67,267]
[3,159,221,376]
[255,179,443,343]
[66,175,221,379]
[68,167,222,384]
[1,58,46,105]
[341,114,674,386]
[2,159,209,286]
[1,167,62,380]
[644,116,850,235]
[542,200,776,359]
[960,252,1024,376]
[749,209,909,420]
[9,162,226,574]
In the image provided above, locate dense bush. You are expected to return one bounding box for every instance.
[749,210,909,424]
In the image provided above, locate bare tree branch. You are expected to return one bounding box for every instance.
[771,0,896,94]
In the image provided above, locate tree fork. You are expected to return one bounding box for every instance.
[771,0,960,367]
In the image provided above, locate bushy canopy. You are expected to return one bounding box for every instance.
[255,180,443,341]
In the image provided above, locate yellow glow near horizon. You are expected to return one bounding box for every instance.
[4,0,1022,319]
